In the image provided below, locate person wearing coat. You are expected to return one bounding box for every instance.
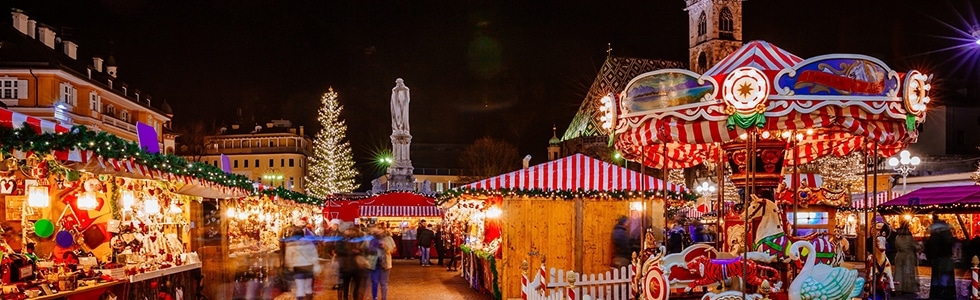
[366,224,397,300]
[417,224,435,266]
[893,221,920,296]
[283,226,318,300]
[612,216,631,268]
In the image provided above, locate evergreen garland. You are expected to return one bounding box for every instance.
[438,187,698,205]
[0,123,322,205]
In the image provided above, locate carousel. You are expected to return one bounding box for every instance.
[606,40,931,300]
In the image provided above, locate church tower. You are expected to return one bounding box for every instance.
[547,125,561,161]
[685,0,743,73]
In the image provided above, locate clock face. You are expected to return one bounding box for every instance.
[723,67,770,113]
[903,70,931,115]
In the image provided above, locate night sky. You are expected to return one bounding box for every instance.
[4,0,978,178]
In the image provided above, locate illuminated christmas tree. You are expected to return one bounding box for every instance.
[306,88,359,198]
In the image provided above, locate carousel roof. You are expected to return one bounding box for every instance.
[461,153,687,193]
[703,40,802,76]
[611,40,929,169]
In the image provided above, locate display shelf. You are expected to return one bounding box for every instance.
[128,262,202,283]
[30,280,125,300]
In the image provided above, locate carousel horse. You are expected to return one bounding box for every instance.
[744,195,839,266]
[774,181,850,208]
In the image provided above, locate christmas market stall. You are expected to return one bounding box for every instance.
[0,107,258,299]
[438,153,690,299]
[607,40,931,298]
[321,191,443,259]
[878,185,980,239]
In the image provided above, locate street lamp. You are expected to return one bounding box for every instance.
[695,181,716,212]
[262,169,284,187]
[887,150,921,194]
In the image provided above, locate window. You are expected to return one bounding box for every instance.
[255,159,259,168]
[269,159,274,168]
[289,177,295,189]
[120,110,130,122]
[697,52,708,73]
[269,140,274,147]
[697,12,707,37]
[244,160,249,168]
[89,92,100,112]
[234,160,239,168]
[719,7,734,39]
[60,82,77,106]
[105,104,116,117]
[0,78,27,99]
[289,159,294,167]
[281,159,284,167]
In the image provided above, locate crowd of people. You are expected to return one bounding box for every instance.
[279,218,459,300]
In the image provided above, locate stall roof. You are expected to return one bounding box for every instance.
[878,184,980,214]
[461,153,686,193]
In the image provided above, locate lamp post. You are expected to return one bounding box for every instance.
[262,169,284,188]
[695,181,716,213]
[887,150,921,194]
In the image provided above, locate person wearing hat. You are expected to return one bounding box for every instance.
[611,216,630,268]
[925,215,956,300]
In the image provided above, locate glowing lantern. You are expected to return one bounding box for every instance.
[77,191,99,210]
[121,191,136,211]
[143,196,161,215]
[27,185,50,208]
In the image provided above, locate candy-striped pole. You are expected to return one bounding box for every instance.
[539,255,548,296]
[972,256,979,300]
[565,270,577,300]
[521,260,529,300]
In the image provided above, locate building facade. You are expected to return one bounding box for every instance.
[193,120,312,193]
[0,10,174,150]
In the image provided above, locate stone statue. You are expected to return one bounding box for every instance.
[391,78,410,133]
[419,179,433,195]
[371,178,385,195]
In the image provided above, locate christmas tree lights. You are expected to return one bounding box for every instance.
[305,88,359,198]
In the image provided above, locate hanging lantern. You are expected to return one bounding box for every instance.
[27,185,50,208]
[144,196,161,215]
[121,191,136,211]
[77,191,99,210]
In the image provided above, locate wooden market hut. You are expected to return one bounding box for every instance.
[443,153,688,299]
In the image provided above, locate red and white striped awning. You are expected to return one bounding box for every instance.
[0,108,88,162]
[359,205,444,217]
[462,153,686,193]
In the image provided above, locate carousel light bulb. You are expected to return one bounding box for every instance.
[77,191,99,210]
[796,133,804,141]
[761,131,771,139]
[781,131,791,139]
[27,185,50,208]
[806,128,814,135]
[739,133,748,140]
[144,196,161,215]
[121,191,136,211]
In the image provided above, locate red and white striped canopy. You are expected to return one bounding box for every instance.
[359,205,443,217]
[462,153,687,193]
[0,108,88,162]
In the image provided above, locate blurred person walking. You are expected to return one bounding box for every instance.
[336,227,369,300]
[283,225,318,300]
[400,223,416,260]
[893,221,920,296]
[434,225,446,266]
[367,224,396,300]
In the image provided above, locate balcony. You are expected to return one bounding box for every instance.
[101,115,136,133]
[203,146,310,156]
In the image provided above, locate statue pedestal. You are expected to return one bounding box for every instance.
[387,174,416,192]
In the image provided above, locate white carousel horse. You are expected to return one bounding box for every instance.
[787,240,864,300]
[743,195,838,266]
